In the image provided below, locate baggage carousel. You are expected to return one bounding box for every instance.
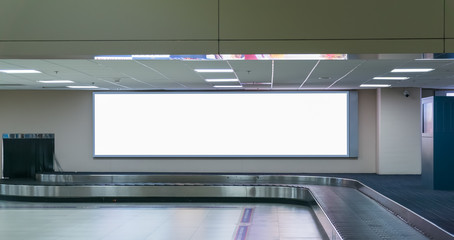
[0,173,452,240]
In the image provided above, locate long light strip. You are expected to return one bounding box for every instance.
[94,56,133,60]
[67,86,99,89]
[195,69,234,73]
[0,70,41,74]
[242,82,272,85]
[39,80,74,83]
[391,68,434,73]
[205,79,239,82]
[360,84,391,88]
[213,85,243,88]
[373,77,409,80]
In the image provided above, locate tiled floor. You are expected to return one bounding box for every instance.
[0,201,326,240]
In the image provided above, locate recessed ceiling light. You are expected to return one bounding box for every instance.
[360,84,391,88]
[94,56,133,60]
[39,80,74,84]
[205,79,239,82]
[213,85,243,88]
[373,77,409,80]
[194,69,234,73]
[0,70,42,74]
[415,58,453,61]
[67,86,99,89]
[242,82,272,85]
[391,68,434,73]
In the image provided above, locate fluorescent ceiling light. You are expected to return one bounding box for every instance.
[360,84,391,88]
[373,77,409,80]
[243,82,272,85]
[415,58,454,61]
[194,69,234,73]
[213,85,243,88]
[67,86,99,89]
[132,54,170,58]
[39,80,74,84]
[205,79,239,82]
[0,70,41,74]
[94,56,133,60]
[391,68,434,73]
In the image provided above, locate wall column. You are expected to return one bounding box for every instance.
[376,87,422,174]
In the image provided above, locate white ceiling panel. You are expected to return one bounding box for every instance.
[229,61,272,84]
[0,73,32,82]
[0,59,58,70]
[336,60,411,87]
[303,60,364,88]
[394,60,454,70]
[144,81,197,89]
[137,61,202,82]
[0,60,25,69]
[183,60,232,70]
[0,57,454,90]
[95,60,167,81]
[273,60,317,84]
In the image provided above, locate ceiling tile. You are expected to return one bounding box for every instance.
[1,58,454,90]
[229,60,272,84]
[273,60,317,85]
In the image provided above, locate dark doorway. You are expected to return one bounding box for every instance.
[2,134,54,179]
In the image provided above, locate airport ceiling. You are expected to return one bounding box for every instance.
[1,54,454,91]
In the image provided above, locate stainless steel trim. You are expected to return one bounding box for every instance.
[3,174,453,239]
[36,174,360,188]
[0,184,312,200]
[2,133,55,139]
[311,200,342,240]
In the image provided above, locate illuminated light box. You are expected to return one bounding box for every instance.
[93,92,358,157]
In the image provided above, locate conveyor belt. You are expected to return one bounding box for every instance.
[1,174,453,240]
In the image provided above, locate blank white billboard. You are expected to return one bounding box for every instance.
[93,92,351,157]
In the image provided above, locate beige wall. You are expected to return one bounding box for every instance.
[376,88,422,174]
[0,90,377,175]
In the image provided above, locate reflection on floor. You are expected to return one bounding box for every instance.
[0,201,326,240]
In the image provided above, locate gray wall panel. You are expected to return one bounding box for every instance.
[220,0,443,40]
[0,41,219,59]
[0,0,448,55]
[447,0,454,39]
[0,0,218,41]
[446,39,454,53]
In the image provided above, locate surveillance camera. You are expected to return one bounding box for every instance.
[403,90,410,98]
